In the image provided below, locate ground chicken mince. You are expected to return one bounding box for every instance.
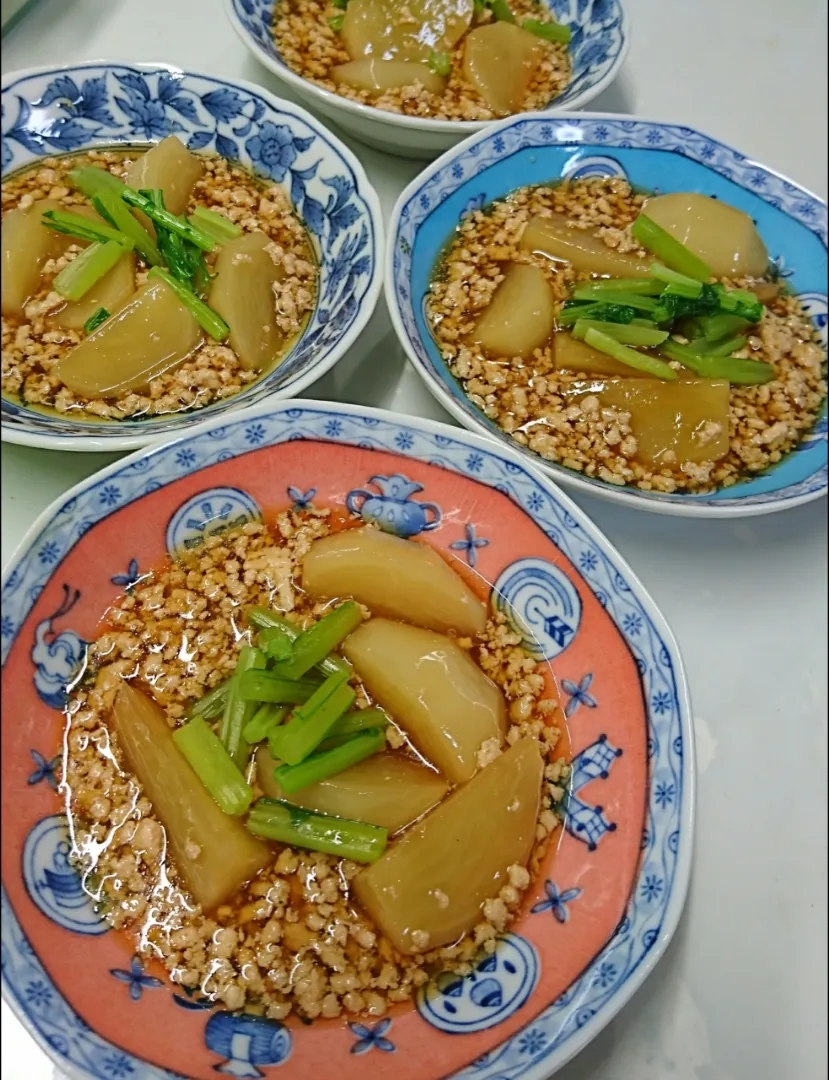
[273,0,570,122]
[426,177,827,495]
[1,149,316,422]
[61,509,568,1022]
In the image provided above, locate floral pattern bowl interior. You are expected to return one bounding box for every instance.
[225,0,630,159]
[1,61,383,452]
[1,398,693,1080]
[386,112,828,517]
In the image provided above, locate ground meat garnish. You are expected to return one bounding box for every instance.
[1,150,317,421]
[61,511,568,1021]
[426,177,827,495]
[273,0,570,121]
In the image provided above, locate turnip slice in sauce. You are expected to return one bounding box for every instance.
[109,682,271,911]
[463,23,547,116]
[302,526,487,636]
[256,745,449,833]
[53,278,201,397]
[342,618,506,784]
[209,231,285,372]
[332,58,446,95]
[562,377,731,464]
[1,199,70,317]
[49,250,136,330]
[520,213,653,277]
[474,263,555,358]
[341,0,474,62]
[642,193,769,279]
[126,135,203,234]
[555,331,650,377]
[354,737,543,954]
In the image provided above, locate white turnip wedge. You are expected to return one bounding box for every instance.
[302,526,487,636]
[109,681,271,911]
[342,618,506,784]
[354,737,543,954]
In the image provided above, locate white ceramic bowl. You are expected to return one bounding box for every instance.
[1,61,384,452]
[386,112,828,517]
[225,0,630,158]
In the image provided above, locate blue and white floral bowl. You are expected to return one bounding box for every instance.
[226,0,629,158]
[1,61,384,452]
[387,112,828,517]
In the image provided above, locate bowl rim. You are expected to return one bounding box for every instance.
[384,109,828,519]
[0,395,695,1080]
[224,0,631,137]
[0,59,386,454]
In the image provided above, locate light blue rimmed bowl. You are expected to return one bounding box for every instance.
[386,112,828,517]
[226,0,630,158]
[1,61,384,452]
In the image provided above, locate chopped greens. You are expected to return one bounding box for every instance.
[584,327,678,380]
[188,206,243,244]
[273,727,386,794]
[246,798,387,863]
[267,672,356,766]
[83,307,110,334]
[41,209,131,248]
[658,340,774,384]
[52,239,132,302]
[522,17,571,43]
[631,213,712,282]
[428,50,452,76]
[173,716,253,816]
[146,267,229,341]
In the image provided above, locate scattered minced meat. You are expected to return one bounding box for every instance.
[426,177,827,495]
[273,0,570,122]
[61,510,568,1021]
[1,150,316,422]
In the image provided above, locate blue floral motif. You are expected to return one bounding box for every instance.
[287,485,316,509]
[349,1018,395,1054]
[1,615,14,638]
[579,550,598,572]
[24,979,53,1008]
[531,880,583,923]
[652,691,672,715]
[325,419,343,437]
[641,874,664,902]
[110,558,145,591]
[98,485,121,508]
[449,523,489,568]
[593,961,617,989]
[466,452,484,472]
[518,1028,547,1056]
[27,750,60,790]
[561,673,597,717]
[245,422,267,445]
[246,120,298,180]
[109,955,164,1002]
[622,612,643,636]
[175,448,197,468]
[102,1054,135,1079]
[38,542,60,565]
[395,431,414,450]
[654,781,675,809]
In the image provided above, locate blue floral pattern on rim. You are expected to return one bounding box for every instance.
[228,0,628,115]
[1,62,381,448]
[388,115,828,514]
[1,401,691,1080]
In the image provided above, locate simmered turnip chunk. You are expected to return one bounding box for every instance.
[54,278,201,397]
[342,619,506,784]
[302,527,487,636]
[2,199,67,317]
[209,231,285,371]
[354,737,542,953]
[110,682,271,911]
[50,250,136,330]
[126,135,203,232]
[642,193,769,278]
[462,23,546,116]
[342,0,474,62]
[256,744,448,832]
[563,377,731,464]
[474,263,554,358]
[332,58,446,95]
[520,213,653,277]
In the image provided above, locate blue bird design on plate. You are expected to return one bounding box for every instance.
[30,585,87,710]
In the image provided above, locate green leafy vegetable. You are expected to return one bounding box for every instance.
[267,672,355,765]
[90,189,163,266]
[187,679,231,720]
[428,50,452,76]
[188,206,243,243]
[52,240,132,302]
[572,284,659,312]
[246,607,352,678]
[572,319,668,347]
[329,13,345,30]
[272,727,386,793]
[246,798,387,862]
[238,671,320,705]
[146,267,229,340]
[631,213,712,282]
[487,0,516,21]
[83,307,110,333]
[173,716,253,816]
[270,601,361,681]
[584,327,678,380]
[557,301,638,326]
[41,209,130,247]
[650,261,703,298]
[121,188,216,252]
[243,703,289,745]
[659,340,774,384]
[220,645,267,769]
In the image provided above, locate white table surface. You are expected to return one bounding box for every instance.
[2,0,827,1077]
